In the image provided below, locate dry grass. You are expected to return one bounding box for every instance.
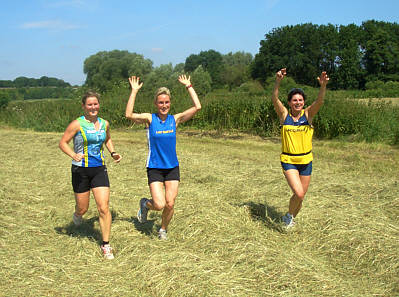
[0,127,398,296]
[355,97,399,106]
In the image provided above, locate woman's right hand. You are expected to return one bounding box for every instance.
[129,76,143,91]
[72,153,84,162]
[276,68,286,82]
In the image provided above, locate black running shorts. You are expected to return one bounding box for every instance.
[146,166,180,185]
[71,165,110,193]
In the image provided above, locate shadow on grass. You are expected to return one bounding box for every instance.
[241,201,285,233]
[112,210,158,237]
[54,210,119,244]
[130,217,156,236]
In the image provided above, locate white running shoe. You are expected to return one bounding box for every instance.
[158,229,167,240]
[73,213,83,226]
[282,213,296,229]
[100,244,114,260]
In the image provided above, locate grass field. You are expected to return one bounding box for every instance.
[0,127,398,296]
[356,97,399,106]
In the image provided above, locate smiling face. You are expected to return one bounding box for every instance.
[288,93,305,113]
[155,94,171,116]
[82,96,100,118]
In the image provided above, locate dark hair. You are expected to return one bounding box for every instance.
[82,91,100,104]
[287,88,306,102]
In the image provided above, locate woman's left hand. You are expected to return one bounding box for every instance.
[178,74,191,86]
[111,153,122,163]
[317,71,329,87]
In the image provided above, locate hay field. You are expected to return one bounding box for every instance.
[0,128,398,296]
[355,97,399,106]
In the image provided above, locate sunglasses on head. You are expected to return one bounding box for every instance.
[289,88,304,93]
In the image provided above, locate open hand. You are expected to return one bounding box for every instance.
[129,76,143,91]
[317,71,329,87]
[178,74,191,86]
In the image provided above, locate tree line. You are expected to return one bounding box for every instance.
[251,20,399,89]
[2,19,398,105]
[83,20,398,94]
[0,76,71,88]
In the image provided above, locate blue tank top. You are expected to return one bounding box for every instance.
[146,114,179,169]
[72,116,107,167]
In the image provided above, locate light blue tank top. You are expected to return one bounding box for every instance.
[146,114,178,169]
[72,116,107,167]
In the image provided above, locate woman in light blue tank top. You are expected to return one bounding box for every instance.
[125,75,201,240]
[59,91,122,259]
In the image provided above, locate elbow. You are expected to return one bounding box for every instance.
[196,104,202,111]
[58,141,64,151]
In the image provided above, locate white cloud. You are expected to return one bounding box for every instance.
[151,48,163,53]
[20,20,81,30]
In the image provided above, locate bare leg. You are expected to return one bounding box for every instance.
[148,182,166,211]
[283,170,311,217]
[161,180,179,230]
[74,191,90,216]
[92,187,111,242]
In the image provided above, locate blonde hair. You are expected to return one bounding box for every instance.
[154,87,171,103]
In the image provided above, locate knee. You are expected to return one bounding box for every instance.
[151,200,165,211]
[97,204,110,216]
[295,191,305,201]
[76,206,88,216]
[165,201,174,210]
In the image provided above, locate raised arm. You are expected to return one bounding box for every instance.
[174,75,202,127]
[272,68,288,123]
[125,76,151,124]
[306,71,329,122]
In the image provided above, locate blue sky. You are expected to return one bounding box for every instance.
[1,0,398,86]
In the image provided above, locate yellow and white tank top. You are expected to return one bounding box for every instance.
[280,110,313,164]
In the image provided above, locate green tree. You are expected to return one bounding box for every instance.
[191,65,212,97]
[361,20,399,83]
[222,52,253,90]
[251,23,339,87]
[184,50,225,88]
[83,50,153,92]
[334,24,364,89]
[14,77,30,88]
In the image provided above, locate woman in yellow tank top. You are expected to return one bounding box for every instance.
[272,68,329,228]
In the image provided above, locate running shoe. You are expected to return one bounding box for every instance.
[282,213,295,229]
[137,198,149,223]
[100,244,114,260]
[158,229,167,240]
[72,213,83,226]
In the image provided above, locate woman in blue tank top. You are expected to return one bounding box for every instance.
[59,91,122,259]
[125,75,201,240]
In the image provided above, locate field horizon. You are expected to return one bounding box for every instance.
[0,127,398,296]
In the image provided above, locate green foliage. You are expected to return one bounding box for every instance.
[365,80,385,90]
[1,76,71,87]
[362,20,399,83]
[1,83,398,144]
[184,49,225,88]
[236,80,264,96]
[191,65,212,97]
[84,50,153,92]
[0,96,10,109]
[0,87,75,101]
[252,20,399,90]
